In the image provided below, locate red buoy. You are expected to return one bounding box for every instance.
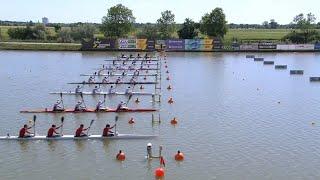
[135,98,140,103]
[154,167,165,178]
[171,117,178,125]
[168,97,174,104]
[175,150,184,161]
[116,150,125,161]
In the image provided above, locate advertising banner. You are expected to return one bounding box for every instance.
[166,39,185,50]
[315,43,320,50]
[147,40,155,50]
[240,44,259,50]
[155,40,166,50]
[185,39,213,51]
[232,43,240,50]
[277,44,314,50]
[258,43,277,49]
[294,44,314,50]
[136,39,147,50]
[118,39,137,49]
[93,39,116,49]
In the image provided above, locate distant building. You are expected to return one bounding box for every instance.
[42,17,49,25]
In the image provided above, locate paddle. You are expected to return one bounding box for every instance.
[60,93,65,109]
[33,115,36,137]
[114,116,119,134]
[60,116,64,135]
[86,119,95,135]
[80,93,87,109]
[103,94,107,107]
[126,94,133,106]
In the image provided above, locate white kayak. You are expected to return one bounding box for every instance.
[80,74,157,77]
[0,134,157,140]
[49,91,156,96]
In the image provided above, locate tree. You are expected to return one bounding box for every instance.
[262,21,269,28]
[157,10,175,39]
[101,4,135,38]
[53,24,62,33]
[177,18,198,39]
[58,28,73,43]
[136,23,159,39]
[71,24,95,41]
[269,19,279,29]
[200,8,228,38]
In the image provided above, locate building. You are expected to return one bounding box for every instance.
[42,17,49,25]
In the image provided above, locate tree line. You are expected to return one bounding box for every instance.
[2,4,320,43]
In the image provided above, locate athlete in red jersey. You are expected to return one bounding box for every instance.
[19,124,33,138]
[102,124,116,137]
[47,124,62,137]
[75,124,88,137]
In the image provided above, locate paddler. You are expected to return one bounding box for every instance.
[47,124,62,137]
[92,86,100,94]
[74,100,86,111]
[95,100,106,111]
[137,53,141,59]
[108,85,116,94]
[102,76,109,83]
[19,124,33,138]
[102,124,116,137]
[116,101,128,111]
[75,124,89,137]
[125,86,132,94]
[75,85,83,93]
[88,76,95,83]
[53,100,64,111]
[130,54,134,59]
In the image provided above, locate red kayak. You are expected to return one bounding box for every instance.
[20,108,157,113]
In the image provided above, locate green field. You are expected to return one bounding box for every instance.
[0,42,81,51]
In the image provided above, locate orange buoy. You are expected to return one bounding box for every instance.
[140,85,144,90]
[135,98,140,103]
[167,85,172,90]
[154,167,165,178]
[116,150,126,161]
[168,97,174,104]
[128,118,135,124]
[171,117,178,125]
[166,77,170,80]
[175,150,184,161]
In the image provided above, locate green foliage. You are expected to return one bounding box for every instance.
[101,4,135,38]
[58,28,73,43]
[53,24,62,32]
[71,24,95,41]
[200,8,228,38]
[136,23,159,39]
[157,10,175,39]
[7,24,48,40]
[177,18,198,39]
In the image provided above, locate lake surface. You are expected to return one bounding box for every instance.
[0,50,320,180]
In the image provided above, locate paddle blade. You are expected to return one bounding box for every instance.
[115,116,119,122]
[61,116,64,123]
[90,119,95,126]
[33,115,36,122]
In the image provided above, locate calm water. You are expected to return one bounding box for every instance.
[0,50,320,180]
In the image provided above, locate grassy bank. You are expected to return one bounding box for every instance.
[0,42,81,51]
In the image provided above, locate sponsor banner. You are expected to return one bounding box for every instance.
[136,39,147,50]
[93,39,116,49]
[294,44,314,50]
[277,44,314,50]
[155,40,166,50]
[147,40,155,50]
[240,44,259,50]
[232,43,240,50]
[185,39,213,51]
[118,39,137,49]
[315,43,320,50]
[258,43,277,49]
[166,39,185,50]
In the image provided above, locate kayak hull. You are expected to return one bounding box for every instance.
[20,108,158,113]
[0,134,157,140]
[49,91,156,96]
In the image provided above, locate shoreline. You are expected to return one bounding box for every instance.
[1,42,319,53]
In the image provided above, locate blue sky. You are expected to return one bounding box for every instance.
[1,0,319,24]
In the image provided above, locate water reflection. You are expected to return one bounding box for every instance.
[74,140,86,151]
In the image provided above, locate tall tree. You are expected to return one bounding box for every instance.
[262,21,269,28]
[71,24,96,41]
[157,10,175,39]
[200,8,227,38]
[177,18,198,39]
[137,23,159,39]
[269,19,279,29]
[101,4,135,38]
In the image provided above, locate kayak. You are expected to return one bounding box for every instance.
[20,108,158,113]
[80,74,157,77]
[49,91,156,96]
[68,82,157,85]
[0,134,157,140]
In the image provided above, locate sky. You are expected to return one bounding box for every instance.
[1,0,319,24]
